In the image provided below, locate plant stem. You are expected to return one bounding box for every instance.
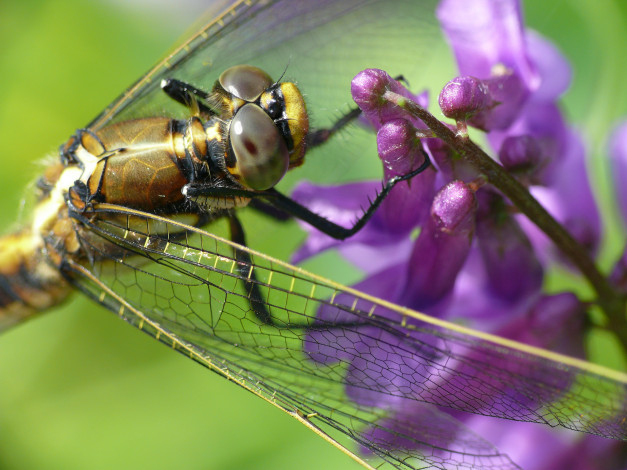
[384,90,627,348]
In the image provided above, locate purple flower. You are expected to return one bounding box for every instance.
[516,129,602,261]
[463,418,627,470]
[608,121,627,294]
[439,0,601,259]
[436,0,537,130]
[292,76,436,272]
[293,0,622,466]
[469,72,530,131]
[290,179,415,271]
[377,119,437,232]
[436,0,537,87]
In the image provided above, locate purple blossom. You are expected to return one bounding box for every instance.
[436,0,538,88]
[516,128,602,261]
[292,80,436,272]
[610,120,627,294]
[439,0,601,258]
[436,0,537,130]
[377,119,437,231]
[471,71,529,131]
[463,418,627,470]
[293,0,624,467]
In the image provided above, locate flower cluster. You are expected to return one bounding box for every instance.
[294,0,627,467]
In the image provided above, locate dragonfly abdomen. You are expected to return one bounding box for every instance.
[0,230,70,331]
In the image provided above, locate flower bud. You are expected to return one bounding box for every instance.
[351,69,426,129]
[467,71,528,131]
[377,119,422,177]
[401,181,477,309]
[438,76,491,121]
[376,119,435,230]
[432,180,477,234]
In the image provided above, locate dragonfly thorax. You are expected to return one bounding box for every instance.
[56,65,309,213]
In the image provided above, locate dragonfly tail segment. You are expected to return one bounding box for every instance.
[0,229,71,331]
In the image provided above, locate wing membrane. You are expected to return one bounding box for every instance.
[87,0,441,148]
[63,204,627,470]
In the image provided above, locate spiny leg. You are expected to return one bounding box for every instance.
[306,107,362,148]
[186,149,431,240]
[247,199,292,222]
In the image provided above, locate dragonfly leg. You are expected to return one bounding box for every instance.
[228,214,275,326]
[247,199,292,222]
[228,215,371,330]
[184,149,431,240]
[161,78,216,117]
[306,107,362,148]
[264,150,430,240]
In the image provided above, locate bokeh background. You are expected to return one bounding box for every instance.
[0,0,625,469]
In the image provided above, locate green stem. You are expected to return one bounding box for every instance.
[384,91,627,348]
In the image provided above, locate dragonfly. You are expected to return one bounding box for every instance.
[0,1,625,469]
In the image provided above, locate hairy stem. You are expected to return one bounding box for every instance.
[384,90,627,348]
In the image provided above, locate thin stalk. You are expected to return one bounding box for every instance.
[384,90,627,348]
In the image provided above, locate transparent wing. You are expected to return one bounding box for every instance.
[63,204,627,470]
[87,0,441,144]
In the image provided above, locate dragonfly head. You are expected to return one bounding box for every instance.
[220,65,309,190]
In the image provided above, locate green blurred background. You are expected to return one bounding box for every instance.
[0,1,625,469]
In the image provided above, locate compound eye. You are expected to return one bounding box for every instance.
[219,65,273,102]
[230,104,289,190]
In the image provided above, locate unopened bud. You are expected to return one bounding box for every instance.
[438,76,491,121]
[377,119,435,230]
[352,69,425,129]
[401,181,477,309]
[468,71,528,131]
[432,180,477,234]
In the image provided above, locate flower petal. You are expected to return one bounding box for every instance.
[437,0,538,88]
